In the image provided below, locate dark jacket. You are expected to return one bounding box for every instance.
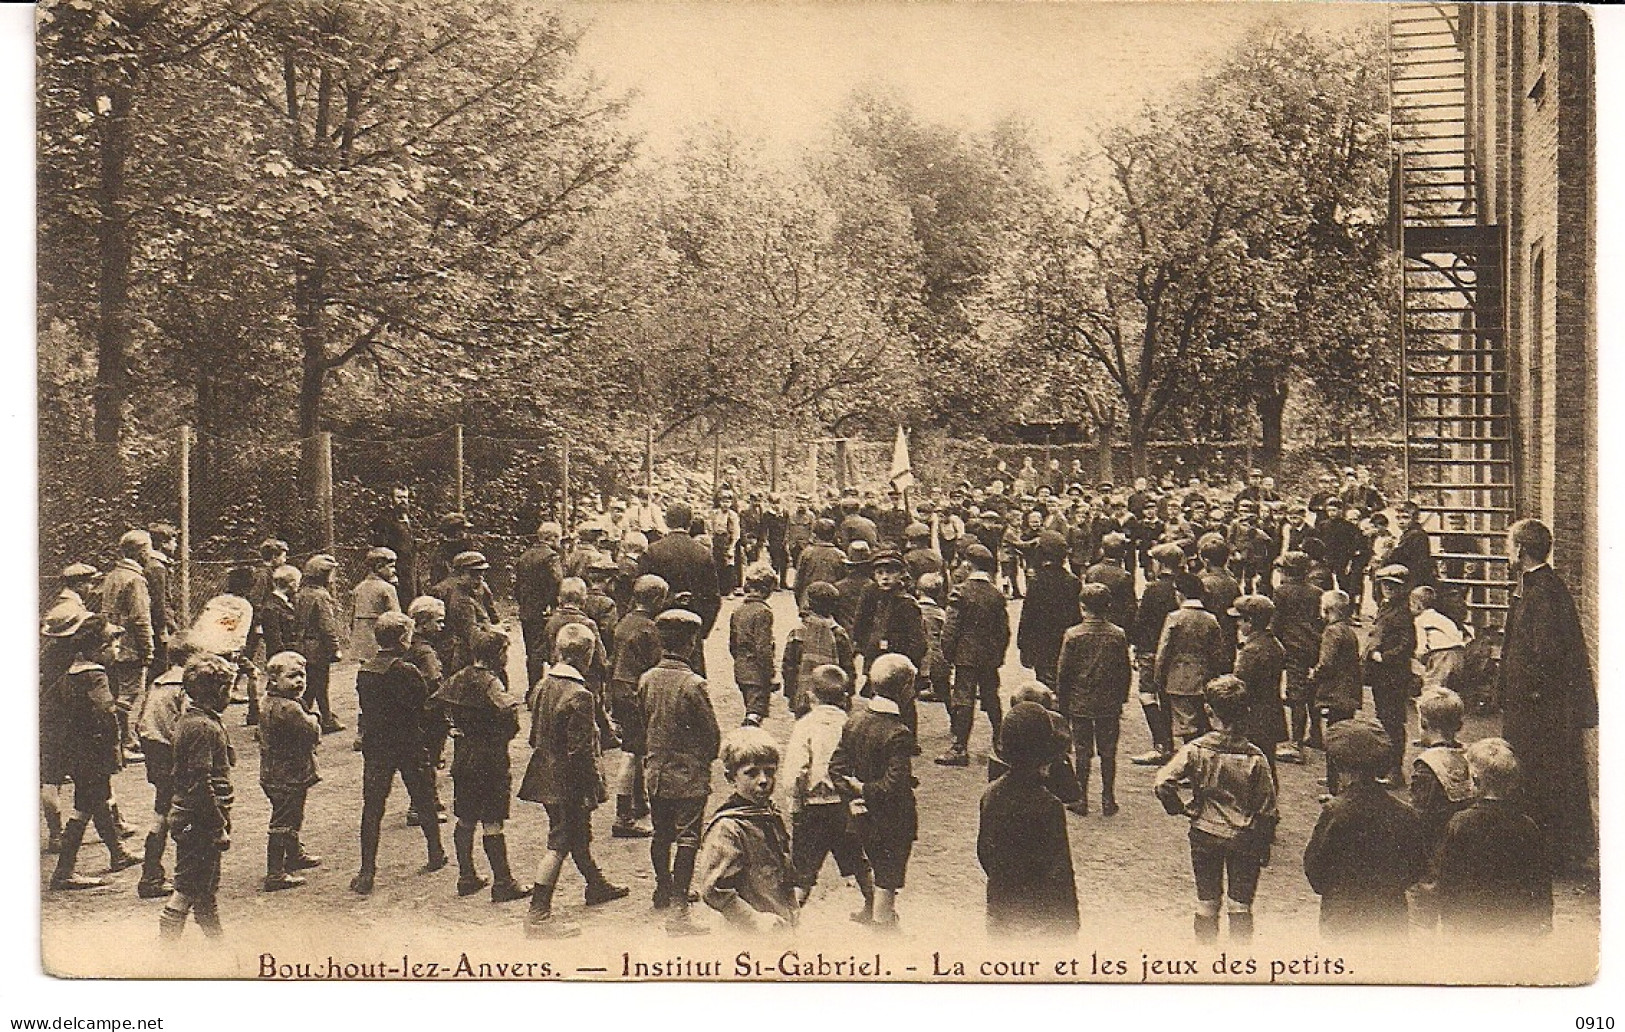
[371,511,418,600]
[1055,614,1132,719]
[696,794,799,927]
[1083,561,1137,631]
[1198,567,1241,643]
[1311,619,1363,714]
[294,585,342,664]
[169,704,234,838]
[54,661,121,777]
[611,609,663,690]
[1235,631,1287,748]
[513,542,562,623]
[1016,565,1081,676]
[1365,598,1416,693]
[853,588,926,666]
[833,572,876,637]
[1437,799,1554,937]
[440,578,500,675]
[794,543,846,610]
[639,530,722,637]
[257,693,321,790]
[1303,779,1427,937]
[518,665,600,806]
[100,558,154,663]
[641,656,721,799]
[1386,527,1438,588]
[829,697,917,843]
[354,654,431,754]
[1132,574,1179,657]
[145,555,178,644]
[978,768,1079,938]
[729,598,778,687]
[260,591,297,660]
[942,575,1009,670]
[1271,577,1323,668]
[1155,605,1228,697]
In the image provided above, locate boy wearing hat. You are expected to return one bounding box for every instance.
[1367,564,1418,784]
[134,632,199,898]
[729,564,780,726]
[902,523,944,586]
[258,651,323,891]
[1154,675,1278,944]
[794,518,846,611]
[519,623,629,938]
[438,627,530,903]
[145,523,180,678]
[1084,533,1138,633]
[978,700,1079,938]
[1154,572,1230,747]
[610,575,669,838]
[441,551,501,680]
[583,554,622,659]
[1129,542,1186,765]
[936,543,1010,767]
[429,512,475,588]
[351,547,402,663]
[1230,595,1288,769]
[1274,551,1325,757]
[1302,716,1427,939]
[1015,531,1080,691]
[295,553,344,734]
[403,594,452,825]
[158,653,238,939]
[855,548,925,744]
[1056,582,1132,816]
[514,522,565,688]
[55,562,99,611]
[641,608,721,935]
[350,611,447,895]
[1310,590,1364,796]
[833,540,878,641]
[830,654,919,930]
[101,529,155,760]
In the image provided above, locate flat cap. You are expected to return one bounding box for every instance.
[366,546,398,564]
[60,562,98,579]
[844,540,874,565]
[1324,716,1392,772]
[302,553,338,576]
[1374,563,1410,583]
[961,543,995,564]
[1276,550,1311,574]
[1228,594,1276,621]
[452,550,490,571]
[870,548,904,569]
[655,608,703,628]
[1149,542,1186,565]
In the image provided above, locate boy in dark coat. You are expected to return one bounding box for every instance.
[697,727,799,932]
[1410,688,1473,871]
[609,575,668,838]
[134,631,195,898]
[1130,543,1186,765]
[853,549,925,740]
[519,624,628,938]
[1230,595,1287,772]
[1302,717,1427,939]
[403,594,451,828]
[830,653,918,930]
[294,554,344,734]
[833,541,879,641]
[159,653,238,939]
[978,701,1079,938]
[1272,552,1325,758]
[1083,532,1138,632]
[350,612,447,896]
[1015,531,1081,689]
[1310,589,1363,796]
[641,608,722,935]
[728,564,779,726]
[258,651,323,891]
[782,582,856,717]
[1155,573,1229,747]
[1436,737,1553,938]
[936,544,1010,767]
[1366,565,1418,784]
[438,626,528,903]
[1056,582,1133,817]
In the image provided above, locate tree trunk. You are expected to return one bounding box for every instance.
[1095,419,1115,483]
[92,83,133,444]
[1129,425,1149,479]
[1257,381,1288,472]
[295,258,327,437]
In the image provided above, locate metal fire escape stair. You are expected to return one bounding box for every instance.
[1390,2,1512,633]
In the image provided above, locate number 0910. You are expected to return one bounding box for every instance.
[1576,1019,1614,1029]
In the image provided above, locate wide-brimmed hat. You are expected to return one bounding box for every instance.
[41,599,91,638]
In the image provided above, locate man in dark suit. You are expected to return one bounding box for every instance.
[935,544,1010,767]
[1386,500,1438,590]
[1499,518,1597,872]
[637,501,721,673]
[371,485,420,603]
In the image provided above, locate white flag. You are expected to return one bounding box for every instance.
[889,426,915,493]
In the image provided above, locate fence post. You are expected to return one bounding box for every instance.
[833,438,848,493]
[453,423,465,513]
[645,424,655,495]
[712,429,721,498]
[178,424,191,621]
[316,431,335,550]
[770,429,780,494]
[561,442,571,529]
[808,441,818,499]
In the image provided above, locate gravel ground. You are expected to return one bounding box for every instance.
[40,589,1598,983]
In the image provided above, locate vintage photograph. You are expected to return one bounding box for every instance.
[34,0,1599,985]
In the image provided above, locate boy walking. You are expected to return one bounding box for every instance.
[159,654,238,940]
[782,582,855,717]
[1273,552,1325,757]
[641,608,722,935]
[1154,675,1278,944]
[696,727,800,932]
[937,544,1009,767]
[1055,583,1132,817]
[1154,573,1230,747]
[258,651,323,891]
[782,665,875,918]
[729,564,779,726]
[1309,590,1363,796]
[831,654,919,930]
[609,575,668,838]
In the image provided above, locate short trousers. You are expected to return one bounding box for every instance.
[609,682,646,755]
[791,804,868,888]
[1190,827,1262,905]
[172,832,224,900]
[950,665,1001,715]
[1168,695,1210,739]
[1283,663,1314,705]
[263,784,309,835]
[70,770,112,814]
[1069,713,1121,762]
[142,741,175,816]
[650,795,706,849]
[543,800,593,853]
[859,825,913,891]
[451,740,512,823]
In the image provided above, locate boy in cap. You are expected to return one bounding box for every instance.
[133,631,196,898]
[729,564,780,727]
[438,627,529,903]
[978,701,1079,938]
[936,543,1009,767]
[1230,595,1288,769]
[100,529,155,760]
[158,653,238,938]
[1084,532,1138,632]
[1366,564,1417,784]
[793,518,846,611]
[1154,572,1230,747]
[441,550,501,679]
[1302,716,1427,939]
[610,575,668,838]
[1016,531,1080,691]
[1129,542,1186,765]
[903,522,944,586]
[1273,551,1325,756]
[583,555,622,658]
[830,654,919,930]
[1056,582,1132,817]
[350,547,402,663]
[145,523,180,678]
[641,608,721,935]
[1436,738,1553,937]
[854,548,925,742]
[258,651,323,891]
[782,581,856,717]
[914,572,950,705]
[519,623,629,938]
[696,727,799,932]
[1154,675,1278,944]
[350,611,447,895]
[404,594,451,826]
[295,553,344,734]
[1310,590,1364,796]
